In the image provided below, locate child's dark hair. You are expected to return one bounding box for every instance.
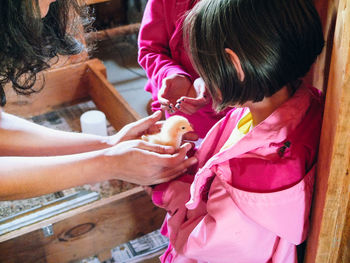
[0,0,93,106]
[184,0,324,111]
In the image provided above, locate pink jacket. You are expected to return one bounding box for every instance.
[152,86,324,262]
[138,0,228,138]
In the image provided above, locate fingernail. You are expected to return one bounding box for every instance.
[189,157,198,165]
[184,142,192,150]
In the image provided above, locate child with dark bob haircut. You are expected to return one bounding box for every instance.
[148,0,325,262]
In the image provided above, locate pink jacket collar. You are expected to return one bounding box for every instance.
[212,86,318,164]
[187,86,321,210]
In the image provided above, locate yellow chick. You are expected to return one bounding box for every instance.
[142,115,193,149]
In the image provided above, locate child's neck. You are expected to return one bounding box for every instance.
[247,86,291,127]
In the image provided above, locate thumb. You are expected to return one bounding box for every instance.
[131,111,163,134]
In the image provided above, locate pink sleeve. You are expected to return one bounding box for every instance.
[137,0,191,98]
[151,174,197,246]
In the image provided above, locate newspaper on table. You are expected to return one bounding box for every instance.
[110,229,169,262]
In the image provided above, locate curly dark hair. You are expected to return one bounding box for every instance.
[0,0,93,106]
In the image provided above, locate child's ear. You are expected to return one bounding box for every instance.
[225,48,245,82]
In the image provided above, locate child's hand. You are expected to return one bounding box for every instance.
[158,74,192,114]
[175,78,210,115]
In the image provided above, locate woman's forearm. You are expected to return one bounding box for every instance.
[0,150,108,200]
[0,140,197,200]
[0,141,197,200]
[0,111,111,156]
[0,110,198,200]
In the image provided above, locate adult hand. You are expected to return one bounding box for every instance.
[108,111,199,147]
[107,111,164,145]
[158,74,192,114]
[105,140,197,185]
[175,78,210,115]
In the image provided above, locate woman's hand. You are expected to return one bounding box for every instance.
[108,111,164,145]
[174,78,210,115]
[104,140,197,185]
[112,110,199,143]
[103,112,198,185]
[158,74,193,114]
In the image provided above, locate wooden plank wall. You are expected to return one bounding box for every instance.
[3,61,91,117]
[85,60,140,129]
[305,0,350,262]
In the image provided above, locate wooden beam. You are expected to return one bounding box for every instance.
[86,23,141,42]
[3,61,91,117]
[85,59,141,131]
[305,0,350,261]
[311,0,340,92]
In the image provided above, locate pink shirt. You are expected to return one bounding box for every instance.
[138,0,228,138]
[152,86,324,262]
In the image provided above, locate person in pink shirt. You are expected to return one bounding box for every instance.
[148,0,325,262]
[138,0,229,140]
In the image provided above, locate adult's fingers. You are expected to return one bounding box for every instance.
[134,140,177,155]
[111,112,163,143]
[156,143,194,166]
[135,111,163,130]
[150,156,198,185]
[140,142,193,166]
[134,141,196,167]
[123,111,163,136]
[145,120,163,135]
[149,169,186,185]
[134,142,197,185]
